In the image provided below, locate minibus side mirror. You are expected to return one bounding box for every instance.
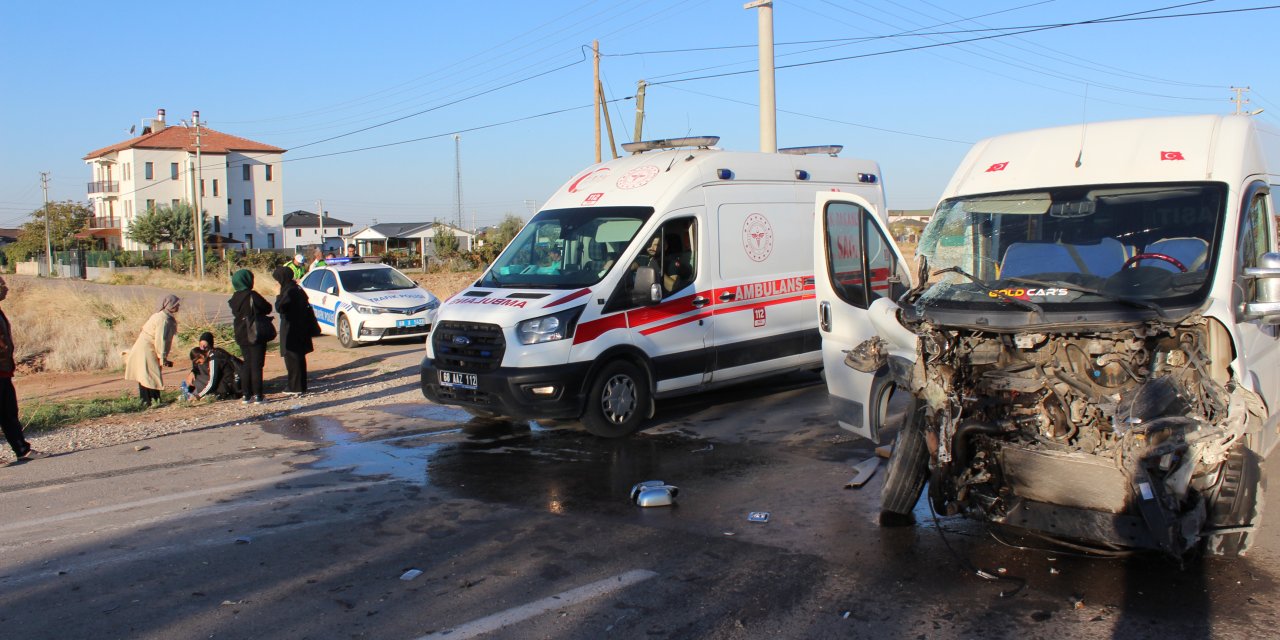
[632,266,660,305]
[1242,251,1280,324]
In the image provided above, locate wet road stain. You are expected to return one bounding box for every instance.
[258,409,778,517]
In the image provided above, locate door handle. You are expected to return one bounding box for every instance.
[692,296,709,308]
[719,292,736,302]
[819,301,832,332]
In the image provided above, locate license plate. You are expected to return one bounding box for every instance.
[396,318,427,328]
[438,370,477,389]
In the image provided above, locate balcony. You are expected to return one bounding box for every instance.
[87,181,119,195]
[87,216,121,229]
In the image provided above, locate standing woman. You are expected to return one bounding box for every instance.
[273,266,317,395]
[229,269,272,404]
[124,294,180,406]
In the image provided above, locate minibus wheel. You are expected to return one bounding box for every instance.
[581,360,651,438]
[880,395,929,526]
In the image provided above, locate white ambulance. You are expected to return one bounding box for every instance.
[420,136,887,437]
[818,114,1280,556]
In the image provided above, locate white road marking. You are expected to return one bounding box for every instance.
[0,469,328,534]
[415,569,659,640]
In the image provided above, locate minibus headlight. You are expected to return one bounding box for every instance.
[517,306,585,345]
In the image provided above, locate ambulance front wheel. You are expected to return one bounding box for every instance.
[581,360,651,438]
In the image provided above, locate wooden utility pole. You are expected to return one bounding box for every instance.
[193,111,205,278]
[633,80,647,143]
[597,80,618,159]
[317,198,325,253]
[593,40,601,163]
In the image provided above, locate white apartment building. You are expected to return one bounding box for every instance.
[83,109,287,251]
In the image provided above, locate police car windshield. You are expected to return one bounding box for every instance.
[337,267,417,292]
[481,206,654,289]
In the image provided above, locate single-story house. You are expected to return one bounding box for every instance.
[345,222,475,257]
[282,210,353,252]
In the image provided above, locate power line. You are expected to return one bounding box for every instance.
[644,3,1280,87]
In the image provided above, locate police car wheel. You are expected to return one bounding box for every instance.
[337,315,357,349]
[581,360,650,438]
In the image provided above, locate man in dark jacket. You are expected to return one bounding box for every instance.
[0,277,46,462]
[273,266,318,395]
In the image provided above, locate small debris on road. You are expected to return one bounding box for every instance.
[1049,567,1060,575]
[234,536,252,545]
[747,512,770,523]
[631,481,678,507]
[844,457,881,489]
[1071,595,1085,610]
[399,569,423,581]
[134,445,149,452]
[220,600,247,606]
[841,611,851,619]
[690,444,714,453]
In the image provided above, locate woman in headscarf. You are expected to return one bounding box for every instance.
[229,269,272,404]
[123,294,180,406]
[273,265,318,395]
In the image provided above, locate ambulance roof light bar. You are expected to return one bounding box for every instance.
[621,136,720,154]
[778,145,843,157]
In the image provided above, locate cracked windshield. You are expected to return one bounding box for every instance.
[916,183,1226,313]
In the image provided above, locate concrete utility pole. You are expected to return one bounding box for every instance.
[633,80,647,143]
[317,198,325,253]
[1231,86,1252,115]
[39,172,52,276]
[454,135,463,229]
[193,111,205,278]
[745,0,777,153]
[593,40,601,163]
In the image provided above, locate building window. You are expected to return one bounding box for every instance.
[144,162,153,180]
[212,179,219,197]
[242,165,251,181]
[171,163,179,180]
[243,199,252,216]
[265,165,273,181]
[266,199,274,216]
[295,229,301,237]
[337,228,344,235]
[267,233,275,248]
[246,234,254,249]
[146,199,155,212]
[214,216,220,232]
[172,199,180,209]
[200,180,205,197]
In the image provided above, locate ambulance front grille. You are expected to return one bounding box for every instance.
[433,321,505,371]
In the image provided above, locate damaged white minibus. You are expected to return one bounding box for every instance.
[818,114,1280,556]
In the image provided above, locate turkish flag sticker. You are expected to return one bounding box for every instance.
[985,162,1009,172]
[1161,151,1185,161]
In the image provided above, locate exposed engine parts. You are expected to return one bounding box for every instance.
[887,317,1266,557]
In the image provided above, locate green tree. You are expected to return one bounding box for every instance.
[431,222,460,258]
[4,201,92,262]
[126,206,169,249]
[164,203,210,249]
[493,214,525,248]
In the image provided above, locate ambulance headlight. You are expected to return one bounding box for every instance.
[517,306,585,345]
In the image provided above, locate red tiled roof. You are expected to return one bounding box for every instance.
[84,125,286,159]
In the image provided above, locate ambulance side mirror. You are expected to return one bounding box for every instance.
[632,266,660,305]
[1243,252,1280,324]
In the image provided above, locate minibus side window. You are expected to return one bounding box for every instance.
[1238,187,1272,302]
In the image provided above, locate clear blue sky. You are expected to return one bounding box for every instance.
[2,0,1277,231]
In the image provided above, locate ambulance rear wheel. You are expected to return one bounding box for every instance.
[337,315,357,349]
[582,360,650,438]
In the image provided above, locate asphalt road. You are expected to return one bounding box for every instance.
[3,353,1279,639]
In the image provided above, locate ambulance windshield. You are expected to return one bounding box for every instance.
[481,206,654,289]
[914,182,1226,317]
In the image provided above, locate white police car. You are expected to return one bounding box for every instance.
[299,260,440,348]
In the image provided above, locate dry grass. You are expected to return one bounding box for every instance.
[5,279,220,373]
[107,268,278,296]
[410,271,481,300]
